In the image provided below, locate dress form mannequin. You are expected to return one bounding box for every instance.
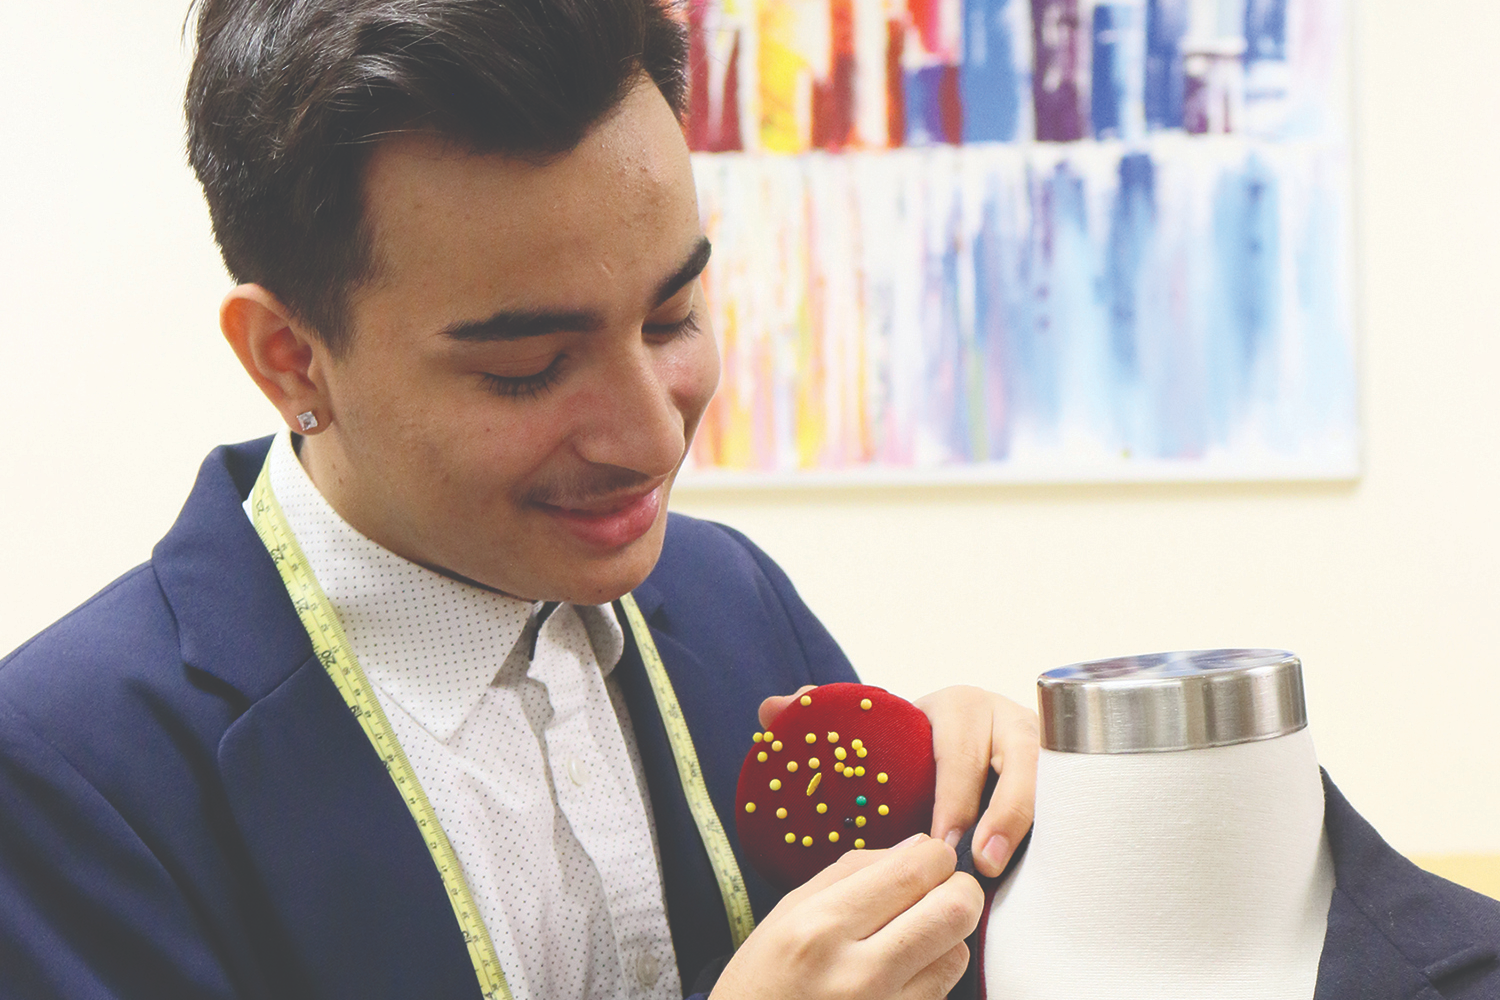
[983,650,1335,1000]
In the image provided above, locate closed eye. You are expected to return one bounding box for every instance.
[643,309,702,341]
[479,355,566,399]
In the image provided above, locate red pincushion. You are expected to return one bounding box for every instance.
[734,682,936,891]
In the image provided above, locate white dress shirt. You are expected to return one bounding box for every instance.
[245,431,681,1000]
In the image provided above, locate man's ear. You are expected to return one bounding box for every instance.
[221,284,333,433]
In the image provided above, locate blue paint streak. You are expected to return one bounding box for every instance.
[1244,0,1288,63]
[1091,5,1126,139]
[1014,163,1090,434]
[925,196,977,461]
[1105,153,1154,379]
[1145,0,1188,130]
[1207,156,1281,441]
[904,66,948,147]
[1295,178,1355,437]
[947,206,981,460]
[962,0,1022,142]
[972,182,1017,458]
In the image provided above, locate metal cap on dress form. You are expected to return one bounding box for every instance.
[1038,649,1307,754]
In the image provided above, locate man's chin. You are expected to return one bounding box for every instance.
[559,531,668,606]
[487,515,667,605]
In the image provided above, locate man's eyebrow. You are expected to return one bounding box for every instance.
[441,308,605,343]
[439,236,712,343]
[653,236,713,307]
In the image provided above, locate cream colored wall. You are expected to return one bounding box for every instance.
[1,1,1495,853]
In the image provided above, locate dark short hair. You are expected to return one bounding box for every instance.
[186,0,688,354]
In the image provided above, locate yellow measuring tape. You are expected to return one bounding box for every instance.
[249,455,755,1000]
[249,461,513,1000]
[617,594,756,950]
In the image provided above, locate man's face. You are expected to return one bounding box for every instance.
[301,80,719,604]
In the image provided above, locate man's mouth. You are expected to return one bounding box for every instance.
[536,484,664,550]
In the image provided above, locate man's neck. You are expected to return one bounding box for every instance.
[293,431,537,601]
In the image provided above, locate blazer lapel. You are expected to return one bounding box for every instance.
[613,582,739,991]
[218,658,479,1000]
[1315,772,1500,999]
[154,440,479,999]
[1316,886,1440,1000]
[152,439,309,705]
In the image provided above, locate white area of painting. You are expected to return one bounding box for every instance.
[685,138,1357,481]
[1,0,1498,856]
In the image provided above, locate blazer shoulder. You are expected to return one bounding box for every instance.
[1,434,278,717]
[0,556,247,793]
[1,560,185,711]
[647,513,857,687]
[0,439,286,816]
[653,513,800,603]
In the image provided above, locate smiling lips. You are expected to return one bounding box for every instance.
[538,484,664,549]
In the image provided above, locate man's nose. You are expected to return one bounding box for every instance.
[573,339,685,477]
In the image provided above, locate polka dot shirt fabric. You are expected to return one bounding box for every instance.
[247,431,681,1000]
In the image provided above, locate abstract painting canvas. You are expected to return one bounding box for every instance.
[682,0,1356,484]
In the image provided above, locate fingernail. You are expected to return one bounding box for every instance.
[980,834,1011,869]
[943,829,962,850]
[896,832,928,849]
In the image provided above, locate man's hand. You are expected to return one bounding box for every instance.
[913,686,1038,877]
[709,835,982,1000]
[759,685,1038,878]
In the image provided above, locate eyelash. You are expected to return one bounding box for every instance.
[644,309,703,340]
[480,357,566,399]
[479,309,703,399]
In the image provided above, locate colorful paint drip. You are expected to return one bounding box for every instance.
[683,0,1355,484]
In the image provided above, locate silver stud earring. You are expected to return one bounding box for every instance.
[296,411,319,432]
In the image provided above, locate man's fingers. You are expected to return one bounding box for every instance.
[971,713,1040,877]
[777,839,888,908]
[810,835,962,940]
[864,870,983,994]
[917,685,1041,874]
[710,838,973,1000]
[916,687,993,845]
[757,685,815,729]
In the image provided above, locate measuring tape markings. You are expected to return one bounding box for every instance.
[250,453,757,993]
[251,462,512,1000]
[618,594,757,950]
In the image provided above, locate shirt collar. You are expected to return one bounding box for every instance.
[260,430,624,740]
[576,603,626,678]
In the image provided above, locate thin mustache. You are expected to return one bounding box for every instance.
[526,465,661,509]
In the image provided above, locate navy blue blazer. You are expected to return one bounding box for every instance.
[939,773,1500,1000]
[0,437,857,999]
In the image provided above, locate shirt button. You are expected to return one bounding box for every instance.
[635,953,660,987]
[567,757,589,786]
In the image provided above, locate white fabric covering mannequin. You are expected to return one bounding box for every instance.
[983,650,1335,1000]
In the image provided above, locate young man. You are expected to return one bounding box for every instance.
[0,2,1038,998]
